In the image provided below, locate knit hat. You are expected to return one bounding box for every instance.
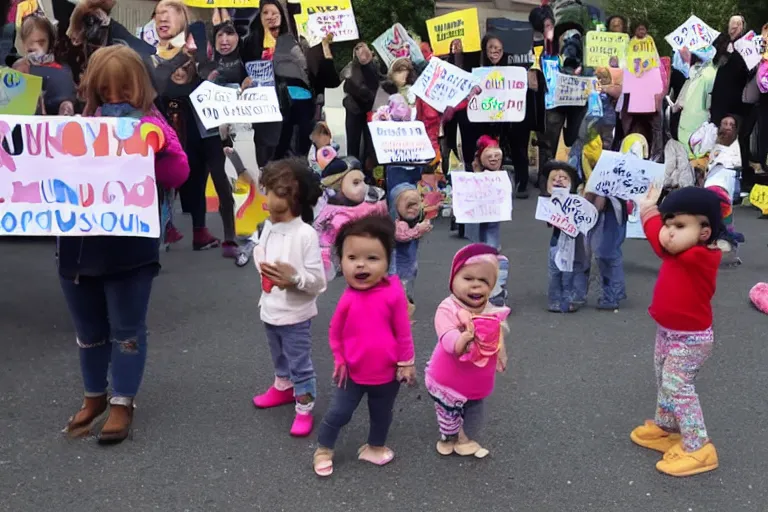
[658,187,725,243]
[474,135,499,162]
[541,160,580,193]
[320,157,363,190]
[449,244,500,293]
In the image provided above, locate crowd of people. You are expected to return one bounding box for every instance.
[5,0,768,481]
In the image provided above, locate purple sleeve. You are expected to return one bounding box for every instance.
[142,112,190,190]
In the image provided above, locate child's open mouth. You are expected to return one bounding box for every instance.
[354,272,370,281]
[468,293,484,301]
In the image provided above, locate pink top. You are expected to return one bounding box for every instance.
[141,109,189,190]
[328,276,415,385]
[395,219,429,242]
[426,296,510,400]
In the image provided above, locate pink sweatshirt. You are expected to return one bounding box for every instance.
[141,109,189,190]
[328,276,415,385]
[426,296,510,400]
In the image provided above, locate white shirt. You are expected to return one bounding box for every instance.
[253,217,327,326]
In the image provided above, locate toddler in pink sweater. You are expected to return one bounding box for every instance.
[313,215,417,477]
[425,243,510,458]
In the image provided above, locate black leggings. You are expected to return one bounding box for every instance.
[345,110,373,163]
[275,98,315,160]
[506,126,530,192]
[178,137,236,241]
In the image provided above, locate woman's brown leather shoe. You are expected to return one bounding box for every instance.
[97,397,134,445]
[64,395,109,438]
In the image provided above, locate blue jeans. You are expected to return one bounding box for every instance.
[547,237,587,311]
[264,320,316,399]
[317,378,400,449]
[59,265,156,398]
[395,239,419,299]
[592,212,626,307]
[463,222,500,250]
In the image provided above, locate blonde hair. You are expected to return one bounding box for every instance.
[311,121,332,139]
[81,46,157,116]
[155,0,190,36]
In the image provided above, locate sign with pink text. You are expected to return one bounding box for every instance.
[0,115,159,237]
[468,66,527,122]
[665,15,719,52]
[372,23,426,70]
[534,188,598,237]
[451,171,513,223]
[411,57,479,113]
[734,31,763,71]
[306,6,358,46]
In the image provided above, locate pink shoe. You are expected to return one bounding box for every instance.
[290,412,314,437]
[252,386,294,409]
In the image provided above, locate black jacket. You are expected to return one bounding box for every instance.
[343,61,380,115]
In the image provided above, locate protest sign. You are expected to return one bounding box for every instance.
[245,60,275,87]
[294,0,352,46]
[368,121,436,164]
[410,57,479,113]
[0,115,159,237]
[426,8,481,56]
[0,68,43,115]
[749,184,768,215]
[545,72,595,109]
[585,150,665,238]
[734,31,763,71]
[451,171,513,224]
[372,23,426,70]
[190,82,282,130]
[622,67,663,113]
[627,36,659,76]
[665,15,719,52]
[467,67,527,122]
[183,0,258,7]
[585,31,629,68]
[306,5,358,45]
[535,188,598,237]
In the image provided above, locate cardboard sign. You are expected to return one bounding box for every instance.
[368,121,436,164]
[585,151,664,200]
[410,57,479,113]
[622,67,663,113]
[749,184,768,215]
[372,23,426,70]
[426,8,482,56]
[665,15,719,52]
[627,36,659,76]
[190,82,282,130]
[0,115,159,237]
[306,6,358,45]
[545,71,596,109]
[245,60,275,87]
[0,69,43,115]
[535,188,598,237]
[182,0,258,7]
[467,66,527,123]
[734,31,763,71]
[451,171,513,224]
[585,31,629,69]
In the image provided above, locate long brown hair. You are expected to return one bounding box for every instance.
[80,46,157,116]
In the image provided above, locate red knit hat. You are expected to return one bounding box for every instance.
[474,135,499,162]
[450,243,500,292]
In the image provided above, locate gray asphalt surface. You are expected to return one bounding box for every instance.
[2,196,768,512]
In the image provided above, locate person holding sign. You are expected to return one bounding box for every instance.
[630,185,724,477]
[61,46,190,445]
[343,42,382,170]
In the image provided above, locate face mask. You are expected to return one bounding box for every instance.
[26,51,54,66]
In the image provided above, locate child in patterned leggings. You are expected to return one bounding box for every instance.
[631,185,724,477]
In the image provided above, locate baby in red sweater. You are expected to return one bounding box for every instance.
[631,185,724,478]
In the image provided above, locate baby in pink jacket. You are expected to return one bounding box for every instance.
[425,243,510,459]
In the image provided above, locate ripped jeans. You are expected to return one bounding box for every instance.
[59,265,156,398]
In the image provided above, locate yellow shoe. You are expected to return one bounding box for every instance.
[656,442,719,477]
[630,420,682,453]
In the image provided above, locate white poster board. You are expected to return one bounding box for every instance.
[190,81,282,130]
[0,115,159,237]
[451,171,513,223]
[467,66,527,123]
[546,72,596,108]
[368,121,436,164]
[665,15,720,52]
[410,57,480,113]
[534,188,598,237]
[734,31,763,71]
[307,7,359,46]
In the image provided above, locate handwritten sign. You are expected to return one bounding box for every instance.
[451,171,513,223]
[749,184,768,215]
[182,0,258,7]
[368,121,436,164]
[410,57,479,113]
[0,115,159,237]
[585,151,664,200]
[0,69,43,115]
[307,7,358,45]
[190,82,282,130]
[627,36,659,76]
[585,31,629,68]
[426,8,481,56]
[734,31,763,71]
[535,189,598,237]
[545,72,596,109]
[245,60,275,87]
[467,67,527,122]
[372,23,426,70]
[665,15,719,52]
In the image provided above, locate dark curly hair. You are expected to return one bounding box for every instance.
[260,158,323,224]
[334,215,395,266]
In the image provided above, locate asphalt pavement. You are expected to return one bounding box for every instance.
[2,196,768,512]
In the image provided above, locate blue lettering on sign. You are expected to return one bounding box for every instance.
[0,211,152,235]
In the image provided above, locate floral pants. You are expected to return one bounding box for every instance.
[654,325,714,452]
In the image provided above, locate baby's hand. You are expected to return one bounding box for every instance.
[496,352,508,372]
[396,365,417,387]
[637,182,662,214]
